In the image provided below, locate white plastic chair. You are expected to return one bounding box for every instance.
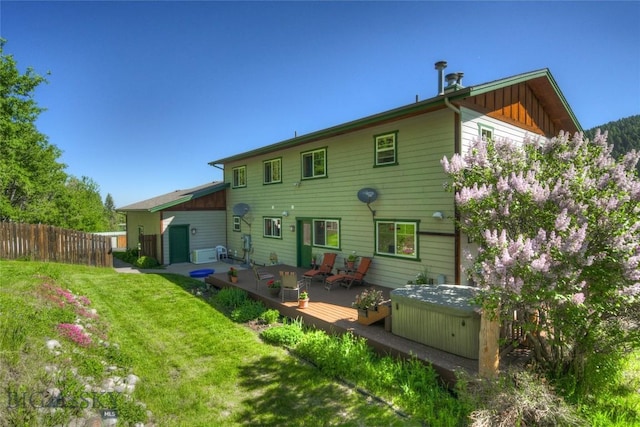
[215,245,228,261]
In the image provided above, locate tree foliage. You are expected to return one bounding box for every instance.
[585,114,640,174]
[0,40,111,231]
[442,131,640,397]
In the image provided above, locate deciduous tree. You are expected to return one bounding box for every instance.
[0,39,68,223]
[1,40,110,231]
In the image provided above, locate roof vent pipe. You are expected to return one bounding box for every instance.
[445,72,459,87]
[457,72,464,86]
[434,61,447,95]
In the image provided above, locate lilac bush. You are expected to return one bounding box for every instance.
[442,131,640,392]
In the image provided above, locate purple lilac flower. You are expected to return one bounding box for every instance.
[571,293,585,305]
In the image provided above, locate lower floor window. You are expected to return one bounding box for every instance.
[313,219,340,249]
[376,220,418,259]
[263,217,282,238]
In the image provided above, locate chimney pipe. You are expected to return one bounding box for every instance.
[445,72,459,87]
[434,60,447,95]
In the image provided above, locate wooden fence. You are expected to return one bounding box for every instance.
[139,234,157,259]
[0,222,113,268]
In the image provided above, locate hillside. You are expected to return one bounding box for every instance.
[584,115,640,173]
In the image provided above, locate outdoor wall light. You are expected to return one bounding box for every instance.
[432,211,444,220]
[191,227,197,235]
[282,211,289,217]
[289,225,295,232]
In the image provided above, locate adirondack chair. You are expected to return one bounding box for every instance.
[302,253,336,286]
[280,271,305,302]
[324,257,372,290]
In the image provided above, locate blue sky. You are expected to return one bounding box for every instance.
[2,1,639,208]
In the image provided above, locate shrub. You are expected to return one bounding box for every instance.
[214,288,248,310]
[457,368,586,426]
[259,309,280,325]
[134,256,159,269]
[230,300,265,323]
[442,131,640,395]
[260,323,305,348]
[113,249,139,265]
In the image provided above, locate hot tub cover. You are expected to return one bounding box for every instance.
[390,284,481,316]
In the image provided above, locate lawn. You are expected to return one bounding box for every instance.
[0,260,409,426]
[2,259,638,426]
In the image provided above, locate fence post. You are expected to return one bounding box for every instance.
[479,307,500,378]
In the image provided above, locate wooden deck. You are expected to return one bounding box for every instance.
[206,263,484,386]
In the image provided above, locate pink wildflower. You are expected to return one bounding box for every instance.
[57,323,92,346]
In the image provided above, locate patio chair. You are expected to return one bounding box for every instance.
[303,253,337,286]
[252,262,275,290]
[324,257,372,290]
[215,245,228,261]
[280,271,305,302]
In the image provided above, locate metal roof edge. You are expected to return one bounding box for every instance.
[149,195,193,212]
[466,68,551,95]
[208,96,453,165]
[148,182,229,212]
[466,68,582,132]
[208,69,582,166]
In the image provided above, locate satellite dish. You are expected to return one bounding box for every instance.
[232,203,250,216]
[357,188,378,204]
[357,188,378,218]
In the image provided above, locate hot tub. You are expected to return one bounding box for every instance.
[390,284,481,359]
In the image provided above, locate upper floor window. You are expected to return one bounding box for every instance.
[375,220,418,259]
[232,166,246,188]
[263,217,282,238]
[301,148,326,179]
[263,158,282,184]
[374,131,398,166]
[479,124,494,141]
[313,219,340,249]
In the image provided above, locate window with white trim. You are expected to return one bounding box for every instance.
[479,124,494,141]
[232,166,246,188]
[374,132,398,166]
[263,217,282,238]
[232,216,241,232]
[313,219,339,249]
[263,158,282,184]
[301,148,326,179]
[376,220,418,259]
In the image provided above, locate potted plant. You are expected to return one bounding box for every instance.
[298,291,309,309]
[346,252,358,270]
[266,279,281,297]
[410,266,432,285]
[311,253,319,269]
[227,267,238,283]
[352,288,389,325]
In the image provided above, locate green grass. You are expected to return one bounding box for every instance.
[0,260,409,426]
[2,259,639,426]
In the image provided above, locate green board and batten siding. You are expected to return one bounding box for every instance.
[224,108,458,288]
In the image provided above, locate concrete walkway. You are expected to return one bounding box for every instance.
[112,257,243,278]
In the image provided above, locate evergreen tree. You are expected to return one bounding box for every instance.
[585,115,640,174]
[104,193,120,230]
